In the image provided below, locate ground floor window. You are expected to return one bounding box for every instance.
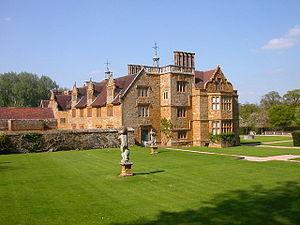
[60,118,66,123]
[222,121,233,133]
[178,131,187,139]
[212,121,220,135]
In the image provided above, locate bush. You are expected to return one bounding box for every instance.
[0,134,12,154]
[23,132,43,152]
[208,132,236,143]
[292,130,300,146]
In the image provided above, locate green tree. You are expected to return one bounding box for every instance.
[294,107,300,126]
[160,118,173,145]
[283,89,300,107]
[0,72,59,107]
[268,105,295,127]
[260,91,282,109]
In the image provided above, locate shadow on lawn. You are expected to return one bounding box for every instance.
[112,181,300,225]
[134,170,165,176]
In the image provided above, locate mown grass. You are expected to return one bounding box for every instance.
[240,135,292,144]
[1,147,300,225]
[264,142,295,147]
[179,145,300,157]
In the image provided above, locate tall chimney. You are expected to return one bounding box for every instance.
[173,51,195,69]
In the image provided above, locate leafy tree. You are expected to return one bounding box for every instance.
[268,105,295,127]
[283,89,300,107]
[260,91,282,109]
[294,107,300,126]
[160,118,173,145]
[0,72,59,107]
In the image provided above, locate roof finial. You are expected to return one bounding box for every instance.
[104,58,113,79]
[152,42,160,67]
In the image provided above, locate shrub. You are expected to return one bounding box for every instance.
[0,134,12,154]
[209,132,236,143]
[23,132,43,152]
[292,130,300,146]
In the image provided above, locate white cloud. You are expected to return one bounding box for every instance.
[262,25,300,50]
[3,17,11,22]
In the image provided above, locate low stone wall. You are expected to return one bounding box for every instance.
[0,128,135,154]
[0,119,57,131]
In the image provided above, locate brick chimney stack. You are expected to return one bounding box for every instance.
[173,51,195,69]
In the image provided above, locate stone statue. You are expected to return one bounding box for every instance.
[149,129,157,146]
[118,126,130,163]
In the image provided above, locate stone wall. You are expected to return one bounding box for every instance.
[1,128,135,154]
[0,119,57,131]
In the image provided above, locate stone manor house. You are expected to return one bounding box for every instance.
[42,51,239,146]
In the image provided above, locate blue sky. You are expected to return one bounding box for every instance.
[1,0,299,104]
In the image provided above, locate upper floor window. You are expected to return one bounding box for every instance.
[107,106,113,117]
[216,78,222,90]
[72,109,76,117]
[80,108,84,117]
[222,97,232,111]
[138,105,149,117]
[87,108,92,117]
[177,81,187,92]
[212,121,220,135]
[177,107,186,118]
[60,118,66,124]
[96,108,101,117]
[137,87,148,97]
[178,131,187,139]
[163,91,169,99]
[212,97,220,110]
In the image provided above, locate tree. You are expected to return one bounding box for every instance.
[160,118,173,145]
[268,105,295,127]
[239,104,259,132]
[260,91,282,109]
[0,72,59,107]
[283,89,300,107]
[294,107,300,126]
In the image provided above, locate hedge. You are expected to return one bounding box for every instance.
[292,130,300,147]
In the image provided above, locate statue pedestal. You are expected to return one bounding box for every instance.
[150,146,159,154]
[119,162,133,177]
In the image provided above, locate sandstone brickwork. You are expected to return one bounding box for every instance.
[44,51,239,146]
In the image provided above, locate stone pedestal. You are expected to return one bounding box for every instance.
[119,162,133,177]
[150,146,159,154]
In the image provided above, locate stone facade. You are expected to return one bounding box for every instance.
[45,51,239,146]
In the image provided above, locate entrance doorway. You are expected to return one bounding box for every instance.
[141,129,150,146]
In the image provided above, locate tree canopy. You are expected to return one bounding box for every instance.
[0,72,59,107]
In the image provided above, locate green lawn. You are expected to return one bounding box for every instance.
[179,145,300,157]
[240,135,292,144]
[264,142,295,147]
[1,147,300,225]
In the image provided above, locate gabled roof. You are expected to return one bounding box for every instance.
[194,67,218,89]
[0,107,54,119]
[56,95,71,110]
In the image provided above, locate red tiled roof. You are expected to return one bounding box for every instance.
[194,68,218,89]
[75,96,87,108]
[91,87,107,107]
[0,107,54,119]
[56,95,71,110]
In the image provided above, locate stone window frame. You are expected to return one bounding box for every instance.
[71,124,76,129]
[96,107,101,117]
[87,108,92,117]
[107,105,113,117]
[178,131,187,139]
[221,96,232,111]
[80,108,84,117]
[138,104,149,117]
[137,86,149,97]
[163,91,169,99]
[212,121,220,135]
[222,120,233,133]
[60,118,66,124]
[72,109,76,117]
[212,97,220,110]
[177,107,187,118]
[177,81,187,92]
